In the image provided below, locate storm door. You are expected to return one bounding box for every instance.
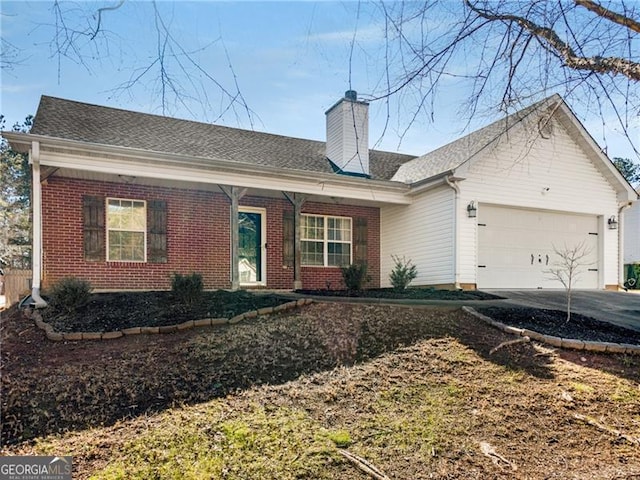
[238,207,266,285]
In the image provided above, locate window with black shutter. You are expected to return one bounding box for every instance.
[83,195,105,261]
[148,199,168,263]
[282,210,294,267]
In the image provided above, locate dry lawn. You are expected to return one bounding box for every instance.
[1,302,639,479]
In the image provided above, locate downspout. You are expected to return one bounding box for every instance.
[618,202,633,289]
[30,141,47,308]
[445,175,461,290]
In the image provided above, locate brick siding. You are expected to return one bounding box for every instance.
[42,177,380,290]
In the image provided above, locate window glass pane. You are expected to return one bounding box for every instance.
[302,240,324,265]
[131,201,146,230]
[302,215,324,240]
[328,242,351,266]
[107,199,122,229]
[328,217,351,241]
[132,239,145,261]
[108,199,145,231]
[108,199,146,262]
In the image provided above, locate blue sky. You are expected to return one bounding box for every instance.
[1,1,638,160]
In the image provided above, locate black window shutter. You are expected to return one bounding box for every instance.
[148,200,168,263]
[353,217,368,264]
[83,195,105,262]
[283,210,294,267]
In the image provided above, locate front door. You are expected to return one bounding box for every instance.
[238,207,266,285]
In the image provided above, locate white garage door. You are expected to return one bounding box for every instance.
[477,205,599,289]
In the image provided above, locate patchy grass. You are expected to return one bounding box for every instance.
[2,303,640,479]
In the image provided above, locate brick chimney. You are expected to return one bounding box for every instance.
[325,90,369,176]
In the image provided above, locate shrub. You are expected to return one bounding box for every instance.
[171,272,204,307]
[389,255,418,291]
[48,277,92,313]
[341,263,370,291]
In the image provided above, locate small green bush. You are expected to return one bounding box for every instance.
[340,263,370,291]
[48,277,92,313]
[389,255,418,291]
[171,272,204,306]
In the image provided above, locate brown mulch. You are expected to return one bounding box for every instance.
[476,306,640,344]
[39,290,289,332]
[1,302,639,479]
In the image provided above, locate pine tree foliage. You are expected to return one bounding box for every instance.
[1,115,32,269]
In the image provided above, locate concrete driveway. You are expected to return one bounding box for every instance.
[486,290,640,333]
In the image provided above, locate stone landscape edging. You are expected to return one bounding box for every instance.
[26,298,315,342]
[462,306,640,356]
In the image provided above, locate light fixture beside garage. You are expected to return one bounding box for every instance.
[608,215,618,229]
[467,201,477,218]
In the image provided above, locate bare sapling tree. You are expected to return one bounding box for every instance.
[545,241,593,322]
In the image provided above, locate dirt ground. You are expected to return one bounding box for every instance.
[1,302,639,479]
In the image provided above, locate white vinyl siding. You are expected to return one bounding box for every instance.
[325,99,369,175]
[624,200,640,264]
[301,214,352,267]
[456,117,620,288]
[380,185,455,287]
[106,198,146,262]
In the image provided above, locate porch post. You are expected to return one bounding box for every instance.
[220,186,247,291]
[283,192,307,290]
[29,141,47,307]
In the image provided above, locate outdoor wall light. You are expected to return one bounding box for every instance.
[467,201,477,218]
[608,215,618,230]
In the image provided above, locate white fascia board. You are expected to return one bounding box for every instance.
[554,102,637,203]
[28,134,411,205]
[406,171,461,195]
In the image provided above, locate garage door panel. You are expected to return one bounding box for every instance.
[477,205,599,289]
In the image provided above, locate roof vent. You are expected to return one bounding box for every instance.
[345,90,357,102]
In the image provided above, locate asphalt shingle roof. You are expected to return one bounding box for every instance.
[31,96,417,181]
[392,95,560,183]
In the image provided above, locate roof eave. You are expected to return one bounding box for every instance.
[10,132,411,200]
[553,101,638,203]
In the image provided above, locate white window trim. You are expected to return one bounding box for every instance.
[106,197,147,263]
[301,214,352,267]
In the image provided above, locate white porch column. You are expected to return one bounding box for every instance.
[30,141,47,307]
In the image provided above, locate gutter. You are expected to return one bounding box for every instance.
[2,132,410,197]
[445,175,462,290]
[29,141,48,308]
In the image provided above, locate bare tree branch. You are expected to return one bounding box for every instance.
[374,0,640,157]
[575,0,640,34]
[90,0,125,41]
[38,1,256,126]
[466,0,640,80]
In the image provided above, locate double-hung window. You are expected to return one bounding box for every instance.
[106,198,146,262]
[301,214,351,266]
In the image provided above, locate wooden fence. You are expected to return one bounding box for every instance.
[2,269,32,308]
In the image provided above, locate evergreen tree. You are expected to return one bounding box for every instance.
[0,115,33,269]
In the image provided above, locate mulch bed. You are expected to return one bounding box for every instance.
[476,306,640,345]
[39,290,289,333]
